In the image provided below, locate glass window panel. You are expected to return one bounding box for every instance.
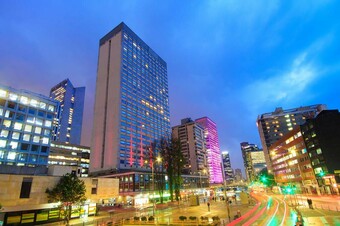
[23,134,31,141]
[14,122,23,130]
[33,136,40,143]
[10,141,18,149]
[12,132,20,140]
[0,130,9,138]
[24,125,32,132]
[36,118,43,126]
[20,96,29,104]
[42,137,49,144]
[0,140,6,148]
[39,102,46,109]
[48,105,55,112]
[7,151,16,160]
[35,127,42,134]
[30,99,38,107]
[45,120,52,127]
[9,93,18,101]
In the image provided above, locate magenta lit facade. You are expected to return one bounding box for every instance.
[196,117,223,184]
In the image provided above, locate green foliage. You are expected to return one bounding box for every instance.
[45,174,86,224]
[141,216,147,221]
[134,216,140,221]
[200,216,208,221]
[148,216,155,221]
[212,216,220,221]
[179,216,187,221]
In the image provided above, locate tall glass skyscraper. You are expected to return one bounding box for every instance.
[90,22,170,175]
[50,79,85,145]
[196,117,223,184]
[0,84,58,167]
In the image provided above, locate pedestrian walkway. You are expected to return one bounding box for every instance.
[42,198,257,226]
[298,206,340,226]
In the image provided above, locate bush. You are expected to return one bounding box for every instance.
[212,216,220,221]
[179,216,187,221]
[148,216,155,221]
[189,216,197,221]
[200,216,208,221]
[134,216,140,221]
[141,216,147,221]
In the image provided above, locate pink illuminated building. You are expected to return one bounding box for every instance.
[196,117,223,184]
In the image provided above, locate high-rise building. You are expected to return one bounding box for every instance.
[195,117,223,184]
[50,79,85,145]
[221,151,234,184]
[234,168,243,182]
[90,22,170,175]
[250,149,266,175]
[300,110,340,195]
[270,127,317,194]
[0,84,58,169]
[240,142,261,182]
[257,104,326,172]
[172,118,207,175]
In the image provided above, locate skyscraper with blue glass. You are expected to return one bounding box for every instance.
[50,79,85,145]
[90,22,170,175]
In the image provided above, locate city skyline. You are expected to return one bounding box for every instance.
[1,1,340,172]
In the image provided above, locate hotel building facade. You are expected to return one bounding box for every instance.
[90,22,171,176]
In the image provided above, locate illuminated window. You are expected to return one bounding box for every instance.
[3,120,11,128]
[48,105,55,112]
[23,134,31,141]
[33,136,40,143]
[10,141,18,149]
[7,152,16,160]
[14,122,23,130]
[0,140,6,148]
[0,89,7,97]
[20,96,29,104]
[12,132,20,140]
[39,102,46,109]
[0,130,9,138]
[45,120,52,127]
[24,125,32,132]
[9,93,18,101]
[35,127,42,134]
[42,137,49,144]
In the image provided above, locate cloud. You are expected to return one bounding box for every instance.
[243,47,320,114]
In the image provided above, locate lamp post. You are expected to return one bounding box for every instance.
[149,156,162,216]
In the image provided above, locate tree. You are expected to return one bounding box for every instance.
[46,174,86,225]
[172,138,184,201]
[159,136,184,202]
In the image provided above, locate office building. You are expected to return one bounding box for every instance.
[221,151,234,184]
[50,79,85,145]
[48,141,90,177]
[300,110,340,195]
[0,84,58,169]
[195,117,223,184]
[90,22,170,176]
[250,149,266,175]
[270,127,318,194]
[241,142,261,182]
[172,118,207,175]
[234,168,243,182]
[257,104,326,172]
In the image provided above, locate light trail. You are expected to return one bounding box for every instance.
[266,198,279,226]
[278,196,287,226]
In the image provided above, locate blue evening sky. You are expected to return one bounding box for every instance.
[1,0,340,174]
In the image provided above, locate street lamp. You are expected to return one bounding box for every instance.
[146,156,162,216]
